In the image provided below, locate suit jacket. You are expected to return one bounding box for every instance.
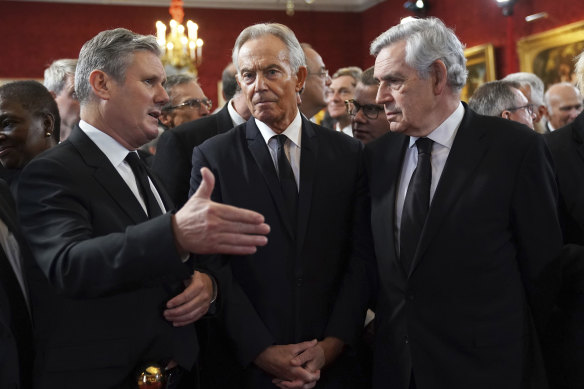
[152,104,234,209]
[0,179,33,389]
[190,116,376,388]
[17,126,199,389]
[545,111,584,245]
[365,106,562,389]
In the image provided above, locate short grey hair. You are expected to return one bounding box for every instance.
[575,51,584,96]
[44,58,77,95]
[75,28,161,105]
[359,66,377,87]
[502,72,545,106]
[468,80,521,117]
[370,17,467,91]
[232,23,306,74]
[162,73,199,110]
[332,66,363,85]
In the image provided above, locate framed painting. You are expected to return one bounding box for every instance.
[517,21,584,90]
[461,43,496,102]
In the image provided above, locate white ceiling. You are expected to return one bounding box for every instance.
[16,0,386,12]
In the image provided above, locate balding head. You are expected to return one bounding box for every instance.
[544,82,583,130]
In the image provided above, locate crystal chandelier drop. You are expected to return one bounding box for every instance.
[155,0,203,74]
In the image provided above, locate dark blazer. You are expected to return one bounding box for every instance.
[0,179,33,389]
[152,104,234,209]
[17,126,199,388]
[190,116,376,388]
[365,106,562,389]
[545,111,584,245]
[543,111,584,388]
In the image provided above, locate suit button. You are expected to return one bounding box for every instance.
[296,277,303,286]
[404,336,409,344]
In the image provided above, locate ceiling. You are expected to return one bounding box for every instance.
[16,0,386,12]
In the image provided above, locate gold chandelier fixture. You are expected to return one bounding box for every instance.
[155,0,203,74]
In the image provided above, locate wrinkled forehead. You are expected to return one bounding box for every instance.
[238,35,291,71]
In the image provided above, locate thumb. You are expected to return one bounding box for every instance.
[193,167,215,199]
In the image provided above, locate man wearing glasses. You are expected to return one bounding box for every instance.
[159,73,212,129]
[346,66,389,144]
[468,80,536,130]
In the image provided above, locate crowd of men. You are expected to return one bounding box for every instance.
[1,15,584,389]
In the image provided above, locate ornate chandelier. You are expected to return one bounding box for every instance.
[155,0,203,74]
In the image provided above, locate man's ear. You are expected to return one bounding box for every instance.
[431,60,448,95]
[41,112,56,135]
[89,70,112,100]
[295,66,308,93]
[500,110,511,120]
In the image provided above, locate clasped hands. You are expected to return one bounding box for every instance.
[255,337,344,389]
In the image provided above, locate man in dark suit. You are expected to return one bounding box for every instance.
[543,50,584,389]
[16,28,269,388]
[153,76,251,208]
[0,179,33,389]
[366,18,562,389]
[190,23,375,389]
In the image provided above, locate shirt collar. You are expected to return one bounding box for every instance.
[409,102,464,149]
[255,109,302,148]
[78,120,132,168]
[227,99,247,127]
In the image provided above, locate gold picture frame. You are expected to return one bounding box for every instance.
[517,21,584,90]
[461,43,496,102]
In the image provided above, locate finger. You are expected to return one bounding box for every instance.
[290,339,318,356]
[192,167,215,200]
[290,348,315,367]
[290,366,319,384]
[165,273,209,309]
[213,201,268,226]
[273,379,305,389]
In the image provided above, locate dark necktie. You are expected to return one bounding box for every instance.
[274,134,298,220]
[125,152,163,218]
[400,137,433,271]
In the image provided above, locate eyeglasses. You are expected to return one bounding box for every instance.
[164,98,212,112]
[505,103,534,116]
[345,99,384,120]
[308,69,329,79]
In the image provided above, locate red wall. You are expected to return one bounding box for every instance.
[1,1,361,104]
[2,0,584,103]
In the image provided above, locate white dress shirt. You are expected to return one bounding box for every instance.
[227,98,247,127]
[255,110,302,190]
[78,120,166,215]
[395,102,465,250]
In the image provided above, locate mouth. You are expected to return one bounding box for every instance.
[0,146,14,157]
[148,110,161,120]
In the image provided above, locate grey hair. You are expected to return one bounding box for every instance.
[370,17,467,91]
[468,80,521,117]
[359,66,378,87]
[44,58,77,95]
[332,66,363,86]
[75,28,161,105]
[575,51,584,96]
[502,72,545,106]
[162,73,199,110]
[232,23,306,74]
[544,82,581,111]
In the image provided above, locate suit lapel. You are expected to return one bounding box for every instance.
[369,133,409,279]
[245,119,295,238]
[409,107,489,277]
[68,127,149,224]
[296,118,317,252]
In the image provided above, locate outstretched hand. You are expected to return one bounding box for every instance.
[173,167,270,255]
